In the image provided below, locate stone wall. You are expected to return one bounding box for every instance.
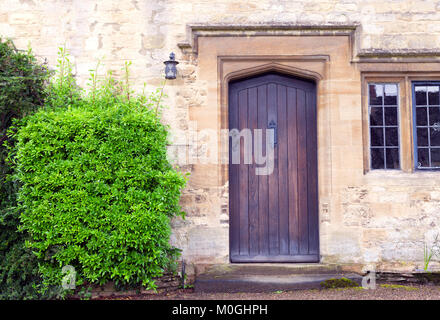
[3,0,440,273]
[326,179,440,269]
[3,0,440,86]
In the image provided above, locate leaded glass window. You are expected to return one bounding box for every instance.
[414,83,440,169]
[368,83,400,169]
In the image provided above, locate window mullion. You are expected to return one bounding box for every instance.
[427,90,432,168]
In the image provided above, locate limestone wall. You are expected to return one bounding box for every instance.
[3,0,440,272]
[3,1,440,86]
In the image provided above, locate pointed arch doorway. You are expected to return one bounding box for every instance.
[229,72,319,263]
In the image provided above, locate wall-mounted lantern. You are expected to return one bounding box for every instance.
[164,52,179,79]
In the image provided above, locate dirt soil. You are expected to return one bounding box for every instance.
[97,283,440,300]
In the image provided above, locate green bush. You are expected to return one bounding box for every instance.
[0,38,50,299]
[10,50,187,295]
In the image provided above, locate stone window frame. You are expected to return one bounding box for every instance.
[412,81,440,171]
[362,73,440,174]
[367,82,401,170]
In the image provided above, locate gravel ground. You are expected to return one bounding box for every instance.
[100,283,440,300]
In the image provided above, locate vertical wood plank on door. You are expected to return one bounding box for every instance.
[307,90,319,255]
[277,85,289,255]
[238,89,249,255]
[229,86,240,257]
[287,87,299,255]
[297,89,309,255]
[257,84,269,256]
[248,87,259,255]
[267,83,279,255]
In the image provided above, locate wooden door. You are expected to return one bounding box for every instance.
[229,72,319,262]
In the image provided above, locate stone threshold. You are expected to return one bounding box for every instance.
[194,263,363,293]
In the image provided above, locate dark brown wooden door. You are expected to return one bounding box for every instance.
[229,73,319,263]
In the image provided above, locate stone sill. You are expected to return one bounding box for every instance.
[363,169,440,186]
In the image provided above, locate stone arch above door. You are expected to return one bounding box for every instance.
[223,61,324,84]
[218,55,331,199]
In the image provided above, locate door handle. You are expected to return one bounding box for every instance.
[268,120,277,146]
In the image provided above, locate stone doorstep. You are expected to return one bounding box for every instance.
[194,263,363,293]
[197,263,345,277]
[195,274,363,293]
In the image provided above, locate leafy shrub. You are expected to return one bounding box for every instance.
[0,38,50,299]
[10,51,187,294]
